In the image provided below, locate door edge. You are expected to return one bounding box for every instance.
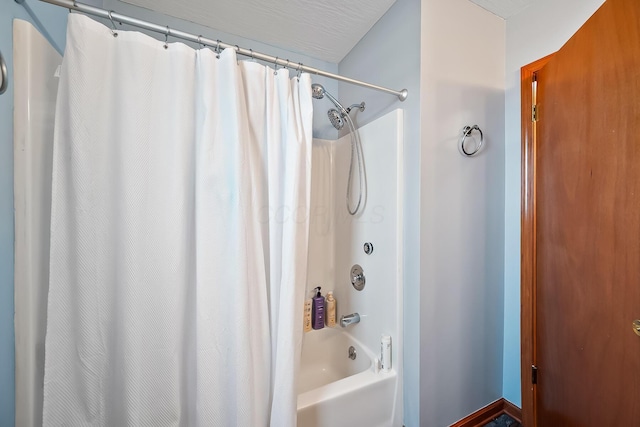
[520,53,554,427]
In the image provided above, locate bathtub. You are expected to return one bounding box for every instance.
[297,328,398,427]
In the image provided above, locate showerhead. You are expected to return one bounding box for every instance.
[311,83,326,100]
[310,83,348,115]
[312,84,366,215]
[328,109,345,130]
[311,83,365,130]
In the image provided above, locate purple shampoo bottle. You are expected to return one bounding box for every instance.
[311,287,325,330]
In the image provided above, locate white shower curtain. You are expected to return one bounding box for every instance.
[42,14,312,426]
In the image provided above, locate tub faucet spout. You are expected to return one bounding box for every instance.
[340,313,360,327]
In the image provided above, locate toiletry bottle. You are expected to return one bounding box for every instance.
[326,291,336,327]
[381,335,392,372]
[303,297,312,332]
[311,287,325,330]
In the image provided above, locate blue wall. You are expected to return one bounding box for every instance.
[0,3,68,425]
[420,1,506,425]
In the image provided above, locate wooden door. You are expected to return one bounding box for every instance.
[522,0,640,425]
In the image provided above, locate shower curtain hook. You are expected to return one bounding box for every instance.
[285,59,290,69]
[108,11,118,37]
[249,49,255,61]
[164,26,170,49]
[197,35,203,49]
[296,62,303,81]
[215,40,221,58]
[274,57,279,75]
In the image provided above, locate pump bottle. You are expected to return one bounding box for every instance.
[311,287,325,330]
[326,291,336,327]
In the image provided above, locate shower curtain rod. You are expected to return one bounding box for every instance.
[21,0,409,101]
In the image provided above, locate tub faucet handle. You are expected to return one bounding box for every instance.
[350,265,365,291]
[340,313,361,328]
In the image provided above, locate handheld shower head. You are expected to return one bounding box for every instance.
[311,83,326,100]
[310,83,367,216]
[310,83,348,115]
[311,83,365,130]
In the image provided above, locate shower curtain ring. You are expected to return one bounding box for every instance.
[108,11,118,37]
[250,49,254,61]
[296,62,303,80]
[164,26,170,49]
[197,35,203,49]
[274,57,279,75]
[215,40,221,58]
[285,59,290,69]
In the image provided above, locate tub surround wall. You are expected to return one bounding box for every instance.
[337,0,421,424]
[13,19,63,427]
[304,109,403,427]
[331,109,402,389]
[0,3,68,423]
[307,138,336,295]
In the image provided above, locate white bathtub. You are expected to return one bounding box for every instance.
[297,328,398,427]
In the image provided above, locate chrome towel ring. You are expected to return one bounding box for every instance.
[459,125,483,157]
[0,50,7,95]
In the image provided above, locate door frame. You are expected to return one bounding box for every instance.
[520,53,554,427]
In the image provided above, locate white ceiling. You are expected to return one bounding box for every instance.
[117,0,534,64]
[468,0,536,18]
[120,0,396,63]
